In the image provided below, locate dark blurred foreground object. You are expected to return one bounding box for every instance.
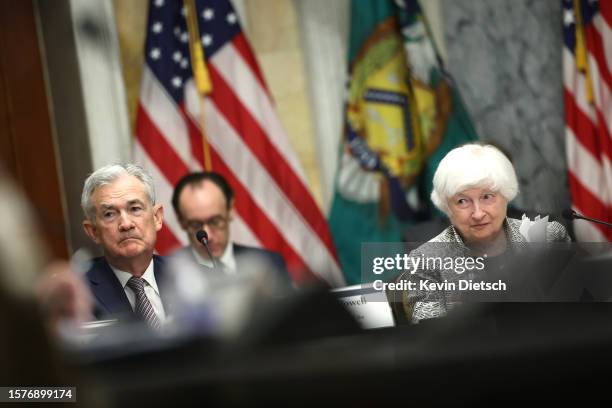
[67,285,361,404]
[238,286,363,347]
[0,285,67,386]
[69,292,612,405]
[0,169,102,407]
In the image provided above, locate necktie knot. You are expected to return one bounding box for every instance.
[127,276,146,293]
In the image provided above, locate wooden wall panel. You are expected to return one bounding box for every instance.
[0,0,68,258]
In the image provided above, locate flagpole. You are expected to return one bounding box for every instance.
[573,0,594,104]
[184,0,214,171]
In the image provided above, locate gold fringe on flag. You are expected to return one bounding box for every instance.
[184,0,213,170]
[573,0,594,104]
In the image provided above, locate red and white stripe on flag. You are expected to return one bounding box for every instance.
[563,0,612,241]
[133,0,345,286]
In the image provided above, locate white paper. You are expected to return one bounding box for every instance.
[519,214,549,242]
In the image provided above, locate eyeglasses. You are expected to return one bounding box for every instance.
[185,215,228,231]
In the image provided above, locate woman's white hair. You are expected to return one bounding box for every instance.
[431,143,519,215]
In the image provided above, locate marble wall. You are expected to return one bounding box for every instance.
[441,0,570,215]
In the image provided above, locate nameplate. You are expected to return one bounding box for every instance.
[332,283,395,329]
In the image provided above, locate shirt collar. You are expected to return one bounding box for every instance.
[109,258,160,295]
[190,242,237,274]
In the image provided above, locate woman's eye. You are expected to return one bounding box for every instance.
[457,198,468,206]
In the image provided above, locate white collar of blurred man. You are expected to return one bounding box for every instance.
[83,173,163,277]
[190,241,236,273]
[176,178,234,262]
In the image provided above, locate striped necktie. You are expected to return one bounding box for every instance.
[126,276,161,329]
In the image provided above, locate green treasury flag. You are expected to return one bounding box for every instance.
[329,0,477,284]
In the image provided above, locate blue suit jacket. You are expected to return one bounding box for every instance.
[85,255,171,321]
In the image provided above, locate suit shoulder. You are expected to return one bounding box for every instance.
[234,244,288,275]
[168,246,192,257]
[85,256,109,278]
[153,254,169,262]
[234,244,276,257]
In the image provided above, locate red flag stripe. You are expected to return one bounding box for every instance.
[134,0,345,285]
[231,33,269,98]
[181,109,315,281]
[136,104,191,186]
[586,21,612,93]
[187,95,344,285]
[565,3,612,242]
[568,172,612,239]
[210,42,310,185]
[180,104,205,166]
[594,109,612,165]
[139,66,196,169]
[597,2,612,43]
[132,142,187,253]
[209,152,313,281]
[572,210,607,241]
[564,89,605,161]
[205,64,337,254]
[566,127,611,206]
[156,224,182,254]
[563,49,597,118]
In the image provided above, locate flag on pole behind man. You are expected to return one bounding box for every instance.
[133,0,345,286]
[563,0,612,241]
[328,0,477,284]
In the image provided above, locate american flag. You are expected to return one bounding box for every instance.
[134,0,345,286]
[563,0,612,241]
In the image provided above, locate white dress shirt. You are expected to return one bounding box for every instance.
[190,242,237,274]
[110,259,166,321]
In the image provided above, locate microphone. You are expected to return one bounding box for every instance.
[195,229,218,268]
[562,209,612,228]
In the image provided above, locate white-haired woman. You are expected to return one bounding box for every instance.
[391,143,570,323]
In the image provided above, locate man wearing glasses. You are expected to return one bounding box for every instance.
[171,172,289,281]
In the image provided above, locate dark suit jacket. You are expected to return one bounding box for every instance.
[85,255,171,321]
[172,243,291,284]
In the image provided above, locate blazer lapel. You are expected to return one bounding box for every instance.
[153,255,173,315]
[88,258,132,316]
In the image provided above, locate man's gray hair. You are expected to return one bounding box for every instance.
[81,163,156,222]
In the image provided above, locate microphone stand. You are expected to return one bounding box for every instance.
[196,230,218,269]
[576,214,612,228]
[564,210,612,228]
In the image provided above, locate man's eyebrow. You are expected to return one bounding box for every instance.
[127,199,145,206]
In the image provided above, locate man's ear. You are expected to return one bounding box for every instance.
[153,204,164,232]
[83,220,100,244]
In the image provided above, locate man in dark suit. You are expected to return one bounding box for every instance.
[81,163,169,326]
[171,172,290,283]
